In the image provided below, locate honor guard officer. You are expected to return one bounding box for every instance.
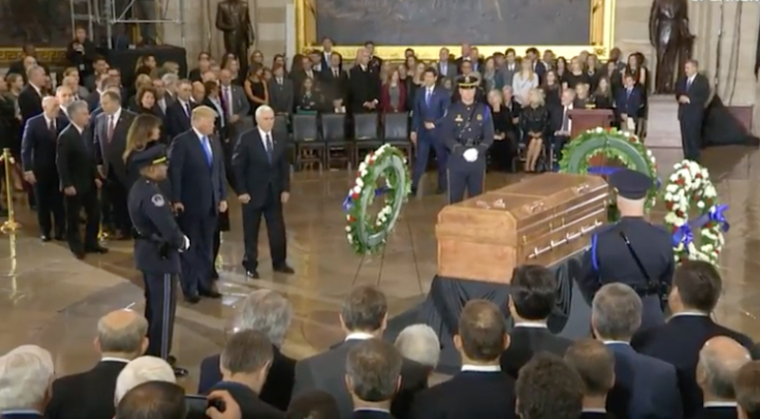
[578,169,674,331]
[128,144,190,377]
[443,75,494,204]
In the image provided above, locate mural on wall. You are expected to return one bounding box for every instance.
[0,0,71,46]
[316,0,591,46]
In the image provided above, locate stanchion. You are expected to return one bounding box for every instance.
[0,148,20,233]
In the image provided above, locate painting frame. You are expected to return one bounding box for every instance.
[295,0,616,60]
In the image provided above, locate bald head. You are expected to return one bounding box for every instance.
[698,336,751,400]
[96,309,148,358]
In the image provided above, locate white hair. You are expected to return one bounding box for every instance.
[238,290,293,346]
[394,324,441,368]
[114,356,175,404]
[255,105,274,120]
[0,346,54,410]
[161,73,178,87]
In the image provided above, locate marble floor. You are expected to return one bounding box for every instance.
[2,143,760,392]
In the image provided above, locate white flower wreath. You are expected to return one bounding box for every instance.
[663,160,726,266]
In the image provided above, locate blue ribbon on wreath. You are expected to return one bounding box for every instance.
[587,166,662,189]
[342,186,391,212]
[670,204,730,250]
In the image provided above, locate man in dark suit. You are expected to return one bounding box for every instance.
[94,90,136,239]
[269,65,294,115]
[364,41,383,74]
[593,283,682,419]
[550,88,576,159]
[676,59,710,162]
[615,73,643,132]
[454,43,471,74]
[232,105,294,278]
[210,330,285,418]
[410,300,515,419]
[347,339,400,419]
[57,100,107,259]
[198,290,296,411]
[564,339,616,419]
[515,354,583,419]
[526,47,547,84]
[436,47,455,84]
[500,265,572,379]
[219,69,250,141]
[293,286,428,419]
[165,79,195,141]
[319,52,348,112]
[632,260,754,418]
[21,96,65,241]
[18,65,46,128]
[291,55,318,99]
[691,336,750,419]
[348,49,380,114]
[320,37,336,70]
[168,105,226,303]
[736,361,760,419]
[411,67,450,196]
[45,309,148,419]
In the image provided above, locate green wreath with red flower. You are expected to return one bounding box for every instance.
[343,144,411,254]
[559,127,658,219]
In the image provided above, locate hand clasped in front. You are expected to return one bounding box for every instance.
[463,148,479,163]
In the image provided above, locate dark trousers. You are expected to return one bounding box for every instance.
[447,160,485,204]
[177,211,216,297]
[33,170,64,236]
[64,186,100,252]
[104,170,131,234]
[143,272,177,359]
[411,131,448,191]
[242,186,287,271]
[679,114,703,161]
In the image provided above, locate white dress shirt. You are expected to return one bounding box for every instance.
[345,332,374,342]
[461,364,501,372]
[258,127,273,150]
[514,321,548,329]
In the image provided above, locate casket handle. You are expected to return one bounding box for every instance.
[526,201,544,214]
[528,244,553,259]
[566,230,582,241]
[573,184,590,195]
[550,237,567,248]
[580,220,603,234]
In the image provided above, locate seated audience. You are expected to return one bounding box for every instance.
[199,290,295,411]
[286,390,340,419]
[550,88,576,160]
[735,361,760,419]
[293,285,427,419]
[394,324,441,376]
[46,309,148,419]
[210,330,284,418]
[115,381,186,419]
[632,260,754,418]
[520,88,550,172]
[114,356,176,404]
[501,264,571,379]
[410,300,515,419]
[346,339,403,419]
[694,336,750,419]
[592,283,682,418]
[0,345,55,419]
[515,353,583,419]
[564,339,615,419]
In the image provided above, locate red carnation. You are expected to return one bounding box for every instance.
[676,178,685,185]
[606,127,612,132]
[695,173,702,178]
[629,136,637,142]
[666,202,674,210]
[352,192,359,200]
[672,225,678,233]
[348,215,356,222]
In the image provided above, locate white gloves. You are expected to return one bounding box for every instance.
[463,148,479,163]
[181,235,190,252]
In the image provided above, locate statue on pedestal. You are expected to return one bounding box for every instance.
[649,0,695,93]
[216,0,255,66]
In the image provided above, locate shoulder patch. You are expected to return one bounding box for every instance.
[151,194,165,207]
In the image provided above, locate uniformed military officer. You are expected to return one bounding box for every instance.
[443,75,495,204]
[127,144,190,376]
[578,169,674,331]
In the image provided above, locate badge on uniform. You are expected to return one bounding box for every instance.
[151,194,165,207]
[455,115,463,122]
[476,114,482,121]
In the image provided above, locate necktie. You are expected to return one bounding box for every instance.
[225,88,233,113]
[425,88,432,106]
[48,119,55,136]
[687,77,693,89]
[201,136,212,166]
[107,115,115,143]
[307,70,313,79]
[626,88,632,99]
[333,70,338,78]
[185,102,191,118]
[264,133,273,162]
[561,106,570,131]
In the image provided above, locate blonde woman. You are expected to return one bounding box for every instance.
[512,58,538,106]
[520,88,550,172]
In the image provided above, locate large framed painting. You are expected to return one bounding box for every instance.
[296,0,615,60]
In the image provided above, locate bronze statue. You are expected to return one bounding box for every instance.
[216,0,255,65]
[649,0,694,93]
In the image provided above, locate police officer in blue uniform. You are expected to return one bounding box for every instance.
[443,75,494,204]
[578,169,674,331]
[127,144,190,376]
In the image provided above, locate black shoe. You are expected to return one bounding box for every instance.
[246,270,260,279]
[40,235,51,242]
[184,295,200,304]
[173,366,189,377]
[72,250,86,260]
[85,245,109,254]
[273,264,295,274]
[199,290,222,299]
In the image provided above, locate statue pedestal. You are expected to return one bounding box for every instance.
[646,95,682,148]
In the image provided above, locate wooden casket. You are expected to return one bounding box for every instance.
[436,173,609,283]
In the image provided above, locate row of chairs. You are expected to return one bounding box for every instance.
[274,113,414,170]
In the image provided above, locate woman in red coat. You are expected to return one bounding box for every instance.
[379,67,407,113]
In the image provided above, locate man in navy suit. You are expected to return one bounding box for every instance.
[615,73,643,132]
[21,96,65,241]
[692,336,750,419]
[0,345,54,419]
[168,105,227,303]
[676,59,710,162]
[564,339,616,419]
[410,67,450,196]
[632,260,754,418]
[165,79,195,141]
[347,339,400,419]
[592,283,682,419]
